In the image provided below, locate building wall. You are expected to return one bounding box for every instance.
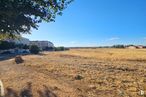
[48,41,54,47]
[15,38,30,45]
[29,41,54,50]
[127,46,137,49]
[5,37,30,45]
[137,46,144,49]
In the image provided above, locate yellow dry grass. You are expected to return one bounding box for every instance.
[62,48,146,61]
[1,48,146,97]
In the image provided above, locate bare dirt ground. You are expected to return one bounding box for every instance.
[1,48,146,97]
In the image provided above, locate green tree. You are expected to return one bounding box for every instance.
[29,45,40,54]
[0,41,16,50]
[15,44,24,49]
[112,45,125,48]
[23,44,29,49]
[54,46,66,51]
[0,0,73,38]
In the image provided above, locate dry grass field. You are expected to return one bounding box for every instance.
[1,48,146,97]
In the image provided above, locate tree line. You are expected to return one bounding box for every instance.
[98,45,146,48]
[0,40,69,54]
[0,41,29,50]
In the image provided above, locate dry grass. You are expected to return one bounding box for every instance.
[1,48,146,97]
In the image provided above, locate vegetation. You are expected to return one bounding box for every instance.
[112,44,125,48]
[22,44,29,49]
[54,46,69,51]
[54,46,64,51]
[1,49,146,97]
[43,46,54,51]
[29,45,40,54]
[0,41,29,50]
[0,0,73,38]
[0,40,69,52]
[0,41,15,50]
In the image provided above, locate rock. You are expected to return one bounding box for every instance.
[88,85,96,89]
[15,55,24,64]
[74,75,84,80]
[138,90,145,96]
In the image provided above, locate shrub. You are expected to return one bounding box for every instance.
[0,41,15,50]
[54,46,70,51]
[64,47,70,50]
[43,46,54,51]
[16,44,24,49]
[112,45,125,48]
[54,47,64,51]
[29,45,40,54]
[54,47,61,51]
[23,44,29,49]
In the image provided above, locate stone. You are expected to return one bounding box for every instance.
[138,90,145,96]
[74,75,84,80]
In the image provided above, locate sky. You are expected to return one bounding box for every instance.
[24,0,146,47]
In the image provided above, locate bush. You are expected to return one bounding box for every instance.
[29,45,40,54]
[64,47,70,50]
[43,46,54,51]
[0,41,15,50]
[54,47,63,51]
[54,46,69,51]
[15,44,24,49]
[23,44,29,49]
[112,45,125,48]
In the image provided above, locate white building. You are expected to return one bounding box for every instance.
[6,37,30,45]
[29,41,54,50]
[0,37,30,54]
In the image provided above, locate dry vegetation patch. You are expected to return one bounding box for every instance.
[0,49,146,97]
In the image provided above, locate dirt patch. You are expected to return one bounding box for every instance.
[1,49,146,97]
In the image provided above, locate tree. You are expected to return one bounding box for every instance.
[54,46,66,51]
[16,44,24,49]
[0,41,15,50]
[29,45,40,54]
[43,46,54,51]
[23,44,29,49]
[0,0,73,38]
[112,45,125,48]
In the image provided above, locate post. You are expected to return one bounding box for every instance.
[0,80,4,97]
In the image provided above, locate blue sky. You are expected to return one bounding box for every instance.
[24,0,146,47]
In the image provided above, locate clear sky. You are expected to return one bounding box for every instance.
[24,0,146,47]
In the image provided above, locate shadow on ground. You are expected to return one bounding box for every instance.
[5,82,57,97]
